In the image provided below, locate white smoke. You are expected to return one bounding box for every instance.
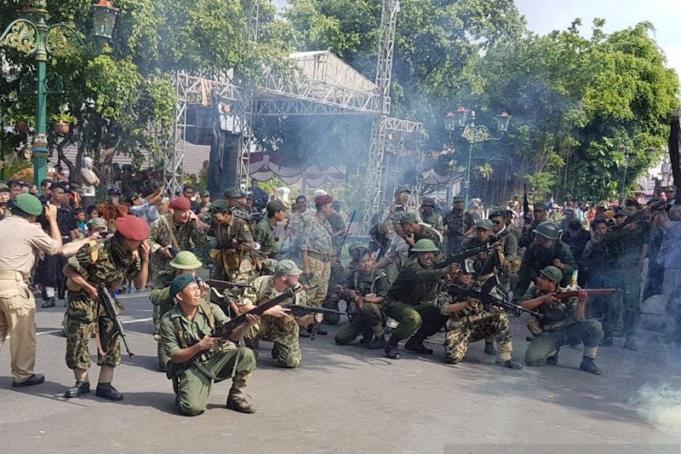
[632,384,681,438]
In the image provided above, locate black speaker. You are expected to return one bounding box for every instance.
[208,128,242,197]
[185,105,214,145]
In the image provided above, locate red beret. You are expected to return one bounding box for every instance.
[115,215,150,241]
[315,195,333,206]
[169,197,191,211]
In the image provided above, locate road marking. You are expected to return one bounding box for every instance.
[36,317,153,336]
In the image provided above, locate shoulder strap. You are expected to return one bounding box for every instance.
[160,215,180,250]
[171,316,189,349]
[200,301,215,330]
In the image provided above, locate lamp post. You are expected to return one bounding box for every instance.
[0,0,118,186]
[444,107,511,208]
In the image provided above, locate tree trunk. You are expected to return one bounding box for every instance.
[670,110,680,188]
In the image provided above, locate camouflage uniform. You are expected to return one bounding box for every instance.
[335,269,389,345]
[420,211,444,233]
[237,275,305,368]
[64,237,141,370]
[301,213,334,308]
[150,214,207,286]
[159,301,256,416]
[443,209,474,254]
[440,285,513,363]
[208,217,255,283]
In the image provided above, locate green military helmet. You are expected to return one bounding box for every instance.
[170,251,203,270]
[348,243,364,254]
[275,259,303,276]
[539,266,563,283]
[400,212,419,224]
[13,193,44,216]
[411,238,440,253]
[475,219,494,231]
[210,199,231,214]
[534,221,561,241]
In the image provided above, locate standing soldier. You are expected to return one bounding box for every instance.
[443,196,475,255]
[150,197,208,287]
[489,210,520,289]
[522,266,603,374]
[253,200,286,259]
[383,239,458,359]
[0,194,89,387]
[441,261,522,369]
[374,213,410,284]
[420,197,444,233]
[300,194,335,334]
[224,188,251,223]
[62,215,151,400]
[159,275,259,415]
[400,212,443,252]
[236,260,308,368]
[519,205,548,248]
[208,199,257,282]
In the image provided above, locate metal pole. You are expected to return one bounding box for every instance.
[464,142,473,209]
[33,59,48,186]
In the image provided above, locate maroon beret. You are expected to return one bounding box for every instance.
[169,197,191,211]
[115,215,150,241]
[315,194,333,206]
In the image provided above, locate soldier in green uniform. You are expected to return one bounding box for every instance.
[400,212,443,252]
[150,197,208,287]
[513,221,576,301]
[224,188,252,224]
[235,260,308,368]
[383,239,458,359]
[443,196,475,255]
[208,199,257,282]
[441,261,522,369]
[522,266,603,374]
[253,200,286,258]
[420,197,444,233]
[160,274,259,415]
[518,204,548,248]
[62,215,151,400]
[150,251,205,370]
[335,250,389,349]
[346,243,368,276]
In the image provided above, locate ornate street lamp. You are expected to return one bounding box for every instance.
[0,0,118,185]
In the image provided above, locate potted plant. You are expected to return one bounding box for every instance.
[12,115,34,134]
[52,112,76,136]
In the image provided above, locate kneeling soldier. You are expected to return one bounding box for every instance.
[236,260,307,368]
[522,266,603,374]
[441,261,522,369]
[160,274,259,415]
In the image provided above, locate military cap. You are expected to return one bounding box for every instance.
[224,188,244,199]
[87,218,108,231]
[421,197,435,207]
[170,274,196,300]
[267,200,286,212]
[169,197,191,211]
[13,193,43,216]
[488,209,506,219]
[315,194,333,206]
[275,259,303,276]
[452,196,464,203]
[475,219,494,230]
[209,199,231,213]
[108,187,121,195]
[400,212,419,224]
[170,251,203,270]
[395,187,411,195]
[0,182,9,192]
[539,266,563,284]
[410,238,440,253]
[200,190,210,197]
[534,221,561,240]
[115,215,150,241]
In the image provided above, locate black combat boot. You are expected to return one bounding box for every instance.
[546,348,560,365]
[95,383,123,401]
[483,341,497,356]
[384,335,400,359]
[579,357,602,375]
[368,335,386,350]
[64,381,90,398]
[13,374,45,387]
[404,336,433,355]
[495,359,523,370]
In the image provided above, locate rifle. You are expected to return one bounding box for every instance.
[550,288,617,300]
[338,210,356,253]
[448,276,542,318]
[523,183,532,226]
[438,230,510,268]
[284,303,344,340]
[166,285,305,378]
[204,279,251,291]
[98,286,134,358]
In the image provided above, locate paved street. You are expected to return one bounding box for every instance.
[2,292,681,454]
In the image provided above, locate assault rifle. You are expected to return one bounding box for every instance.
[437,230,510,269]
[166,285,306,378]
[284,303,344,340]
[523,183,532,226]
[549,288,617,300]
[338,210,356,253]
[448,276,542,318]
[98,286,134,358]
[204,279,251,291]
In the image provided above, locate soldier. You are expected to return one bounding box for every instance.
[392,187,412,213]
[513,221,576,301]
[519,205,548,248]
[441,261,522,369]
[150,251,205,370]
[383,239,458,359]
[300,194,335,334]
[160,274,259,415]
[346,243,368,276]
[327,200,347,252]
[207,199,257,283]
[150,197,208,287]
[522,266,603,374]
[224,188,251,223]
[400,212,443,252]
[489,210,520,289]
[443,196,475,255]
[374,212,410,284]
[335,250,389,349]
[420,197,444,233]
[236,260,307,368]
[62,215,151,400]
[97,187,129,231]
[253,200,286,258]
[321,251,346,326]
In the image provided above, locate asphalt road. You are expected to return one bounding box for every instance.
[2,292,681,454]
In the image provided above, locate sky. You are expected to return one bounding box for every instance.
[272,0,681,78]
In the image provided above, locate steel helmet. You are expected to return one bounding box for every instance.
[534,221,561,241]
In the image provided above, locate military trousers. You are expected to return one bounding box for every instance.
[64,292,120,370]
[335,303,384,345]
[0,273,37,383]
[174,345,256,416]
[525,320,603,366]
[246,315,301,368]
[617,266,641,336]
[586,274,621,336]
[384,301,445,342]
[444,313,513,363]
[306,255,331,308]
